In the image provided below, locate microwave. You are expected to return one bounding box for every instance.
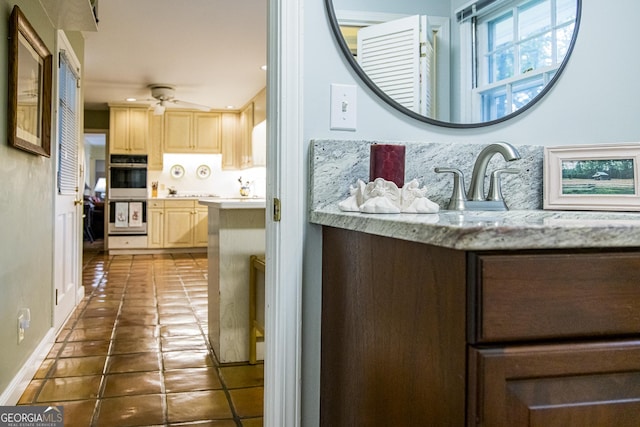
[109,154,148,199]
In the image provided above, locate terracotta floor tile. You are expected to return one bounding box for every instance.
[161,335,207,352]
[169,421,237,427]
[159,313,198,325]
[163,367,222,393]
[110,337,160,355]
[51,399,97,426]
[117,313,159,326]
[37,376,102,402]
[228,387,264,418]
[97,393,165,427]
[49,356,107,377]
[17,379,44,404]
[102,371,162,397]
[66,327,114,342]
[219,364,264,388]
[73,316,116,329]
[166,390,233,423]
[113,324,159,340]
[240,418,264,427]
[163,350,215,370]
[33,359,54,379]
[59,340,111,358]
[106,352,160,373]
[159,323,202,337]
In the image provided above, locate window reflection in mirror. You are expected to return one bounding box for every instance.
[328,0,580,128]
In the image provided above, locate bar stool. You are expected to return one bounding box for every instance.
[249,254,265,364]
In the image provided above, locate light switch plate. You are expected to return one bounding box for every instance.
[330,84,357,131]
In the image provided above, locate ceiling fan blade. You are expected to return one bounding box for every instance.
[170,99,211,111]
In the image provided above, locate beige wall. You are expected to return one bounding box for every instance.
[0,1,85,397]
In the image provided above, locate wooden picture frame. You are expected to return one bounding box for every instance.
[544,143,640,211]
[8,5,52,157]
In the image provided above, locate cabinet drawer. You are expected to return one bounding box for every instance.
[469,252,640,343]
[163,200,195,208]
[148,200,164,209]
[468,340,640,426]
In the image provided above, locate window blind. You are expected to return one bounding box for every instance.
[57,50,80,195]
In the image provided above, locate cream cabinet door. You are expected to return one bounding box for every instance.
[128,108,149,153]
[164,111,193,152]
[239,103,254,168]
[194,206,209,247]
[221,112,239,169]
[148,113,164,170]
[163,200,195,247]
[194,112,221,153]
[147,207,164,248]
[109,107,149,154]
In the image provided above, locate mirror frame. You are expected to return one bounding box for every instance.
[325,0,582,128]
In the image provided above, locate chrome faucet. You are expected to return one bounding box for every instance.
[435,142,521,211]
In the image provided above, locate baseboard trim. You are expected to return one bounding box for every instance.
[0,328,56,405]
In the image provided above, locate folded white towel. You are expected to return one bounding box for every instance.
[129,202,143,227]
[115,202,129,227]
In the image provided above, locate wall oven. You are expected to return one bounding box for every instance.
[109,154,148,199]
[108,199,147,235]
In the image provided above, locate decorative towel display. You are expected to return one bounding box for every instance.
[129,202,143,227]
[338,178,439,214]
[115,202,129,227]
[370,144,405,188]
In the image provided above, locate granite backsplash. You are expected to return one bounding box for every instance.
[309,139,544,212]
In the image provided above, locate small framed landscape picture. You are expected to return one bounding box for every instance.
[544,144,640,211]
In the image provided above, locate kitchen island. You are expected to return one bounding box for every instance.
[199,198,266,363]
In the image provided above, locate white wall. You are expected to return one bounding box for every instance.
[300,0,640,425]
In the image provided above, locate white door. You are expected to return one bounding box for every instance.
[53,33,83,331]
[357,15,431,115]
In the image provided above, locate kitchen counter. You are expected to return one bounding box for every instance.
[198,197,266,209]
[200,197,266,363]
[310,205,640,251]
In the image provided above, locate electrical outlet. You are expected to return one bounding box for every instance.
[330,84,357,131]
[18,314,24,344]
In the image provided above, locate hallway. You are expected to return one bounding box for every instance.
[18,246,263,426]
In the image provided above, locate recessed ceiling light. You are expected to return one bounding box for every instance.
[260,65,267,71]
[125,97,137,102]
[226,105,235,109]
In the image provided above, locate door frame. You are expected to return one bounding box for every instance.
[264,0,304,424]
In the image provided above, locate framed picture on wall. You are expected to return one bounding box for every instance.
[7,5,53,157]
[544,143,640,211]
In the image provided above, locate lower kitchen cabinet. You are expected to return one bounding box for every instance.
[320,226,640,426]
[147,199,207,249]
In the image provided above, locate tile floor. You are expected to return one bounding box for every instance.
[18,243,264,426]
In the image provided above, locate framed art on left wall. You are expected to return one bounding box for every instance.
[8,5,53,157]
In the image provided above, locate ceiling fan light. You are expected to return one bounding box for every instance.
[154,103,166,115]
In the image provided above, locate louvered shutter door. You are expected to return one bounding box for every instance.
[57,51,80,194]
[357,15,427,114]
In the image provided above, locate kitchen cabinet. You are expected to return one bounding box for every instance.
[109,107,148,154]
[238,102,254,169]
[320,227,640,426]
[147,113,163,170]
[147,199,207,249]
[163,111,221,153]
[221,112,240,170]
[147,200,164,248]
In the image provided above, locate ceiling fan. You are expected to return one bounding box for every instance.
[147,84,211,115]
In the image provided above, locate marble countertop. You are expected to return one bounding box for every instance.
[199,198,266,209]
[310,205,640,251]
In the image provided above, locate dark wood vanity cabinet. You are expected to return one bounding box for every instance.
[321,226,640,426]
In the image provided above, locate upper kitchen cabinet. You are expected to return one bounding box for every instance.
[40,0,98,31]
[238,102,255,169]
[147,112,163,170]
[163,111,221,153]
[109,107,148,154]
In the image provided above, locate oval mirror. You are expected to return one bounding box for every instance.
[326,0,582,128]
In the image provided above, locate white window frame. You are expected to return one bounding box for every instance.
[459,0,576,121]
